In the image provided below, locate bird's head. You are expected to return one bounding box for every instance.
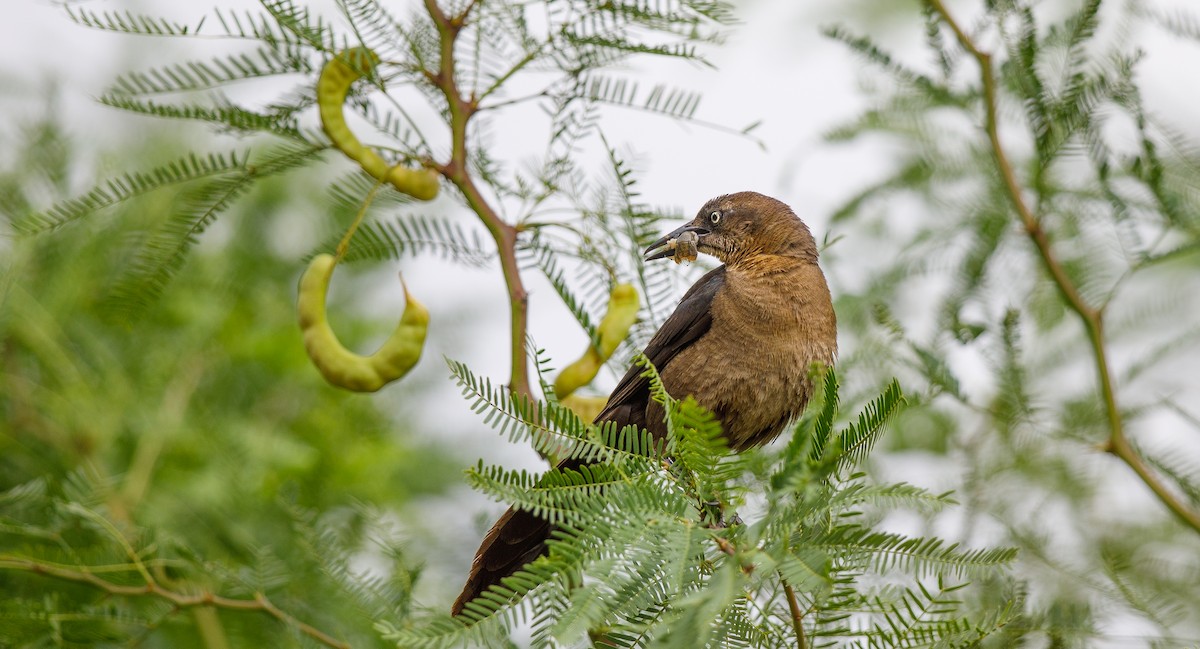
[644,191,819,268]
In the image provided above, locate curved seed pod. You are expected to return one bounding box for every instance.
[298,254,430,392]
[553,283,640,400]
[317,47,440,201]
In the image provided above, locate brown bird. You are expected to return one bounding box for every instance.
[453,191,837,615]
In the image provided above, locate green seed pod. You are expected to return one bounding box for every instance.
[317,48,440,201]
[298,254,430,392]
[560,394,608,422]
[553,283,640,400]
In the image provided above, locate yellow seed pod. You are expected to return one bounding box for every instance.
[317,47,440,201]
[553,283,640,400]
[298,254,429,392]
[560,394,609,423]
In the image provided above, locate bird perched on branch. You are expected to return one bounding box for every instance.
[453,191,838,615]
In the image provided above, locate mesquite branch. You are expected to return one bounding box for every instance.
[926,0,1200,534]
[424,0,532,401]
[782,578,808,649]
[0,555,350,649]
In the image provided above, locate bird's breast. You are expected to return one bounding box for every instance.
[658,264,837,450]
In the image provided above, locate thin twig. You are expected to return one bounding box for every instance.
[477,42,551,103]
[335,178,385,261]
[0,556,350,649]
[781,577,808,649]
[925,0,1200,534]
[453,0,484,28]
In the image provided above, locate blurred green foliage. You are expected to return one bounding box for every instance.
[0,115,459,647]
[820,0,1200,645]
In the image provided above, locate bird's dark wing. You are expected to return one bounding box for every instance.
[594,265,726,430]
[451,505,550,616]
[452,266,726,616]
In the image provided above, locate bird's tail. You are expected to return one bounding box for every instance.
[451,504,553,615]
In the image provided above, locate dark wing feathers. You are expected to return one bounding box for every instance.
[594,266,724,426]
[451,266,726,615]
[454,507,549,614]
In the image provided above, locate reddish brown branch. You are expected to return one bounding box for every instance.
[782,578,808,649]
[423,0,532,400]
[926,0,1200,534]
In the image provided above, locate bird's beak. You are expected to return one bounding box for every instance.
[644,224,709,262]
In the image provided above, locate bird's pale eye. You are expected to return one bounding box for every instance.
[709,211,721,225]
